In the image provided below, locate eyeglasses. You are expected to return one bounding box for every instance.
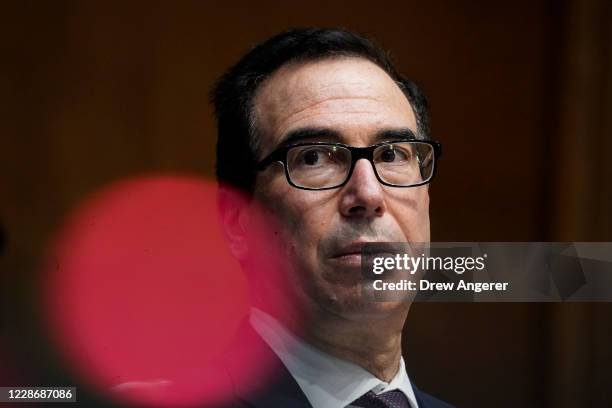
[256,140,442,190]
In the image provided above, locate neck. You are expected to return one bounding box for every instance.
[253,293,409,382]
[303,307,408,382]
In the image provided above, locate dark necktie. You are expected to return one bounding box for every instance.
[349,389,411,408]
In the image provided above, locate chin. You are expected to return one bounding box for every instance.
[320,288,409,322]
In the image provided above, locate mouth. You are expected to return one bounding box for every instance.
[330,252,363,265]
[330,242,366,260]
[329,241,398,267]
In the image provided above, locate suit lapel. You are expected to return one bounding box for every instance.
[412,383,454,408]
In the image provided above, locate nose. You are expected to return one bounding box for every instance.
[339,159,386,218]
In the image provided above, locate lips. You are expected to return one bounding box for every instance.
[329,241,399,260]
[326,241,401,283]
[331,242,369,259]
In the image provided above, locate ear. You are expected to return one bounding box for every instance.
[217,185,251,261]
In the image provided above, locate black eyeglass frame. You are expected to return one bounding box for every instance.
[255,140,442,191]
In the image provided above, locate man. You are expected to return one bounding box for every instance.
[212,28,451,408]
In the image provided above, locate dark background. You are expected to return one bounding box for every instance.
[1,1,611,407]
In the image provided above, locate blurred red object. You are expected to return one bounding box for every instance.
[42,175,250,406]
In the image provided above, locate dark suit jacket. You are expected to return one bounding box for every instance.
[209,321,455,408]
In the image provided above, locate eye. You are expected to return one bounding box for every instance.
[376,145,411,164]
[303,149,320,165]
[287,145,350,178]
[380,148,397,163]
[295,146,339,167]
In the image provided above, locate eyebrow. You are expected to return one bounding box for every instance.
[279,127,342,146]
[278,126,418,147]
[374,128,418,142]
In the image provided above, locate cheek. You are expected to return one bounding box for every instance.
[279,197,334,248]
[257,186,336,260]
[387,188,430,241]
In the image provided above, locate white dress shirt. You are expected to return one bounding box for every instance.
[250,308,419,408]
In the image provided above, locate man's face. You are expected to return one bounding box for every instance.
[245,57,430,321]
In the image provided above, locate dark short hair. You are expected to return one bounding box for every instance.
[210,27,430,193]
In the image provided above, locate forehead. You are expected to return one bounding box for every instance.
[252,57,417,154]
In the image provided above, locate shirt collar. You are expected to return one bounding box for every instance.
[249,308,418,408]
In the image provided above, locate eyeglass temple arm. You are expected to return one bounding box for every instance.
[255,147,287,171]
